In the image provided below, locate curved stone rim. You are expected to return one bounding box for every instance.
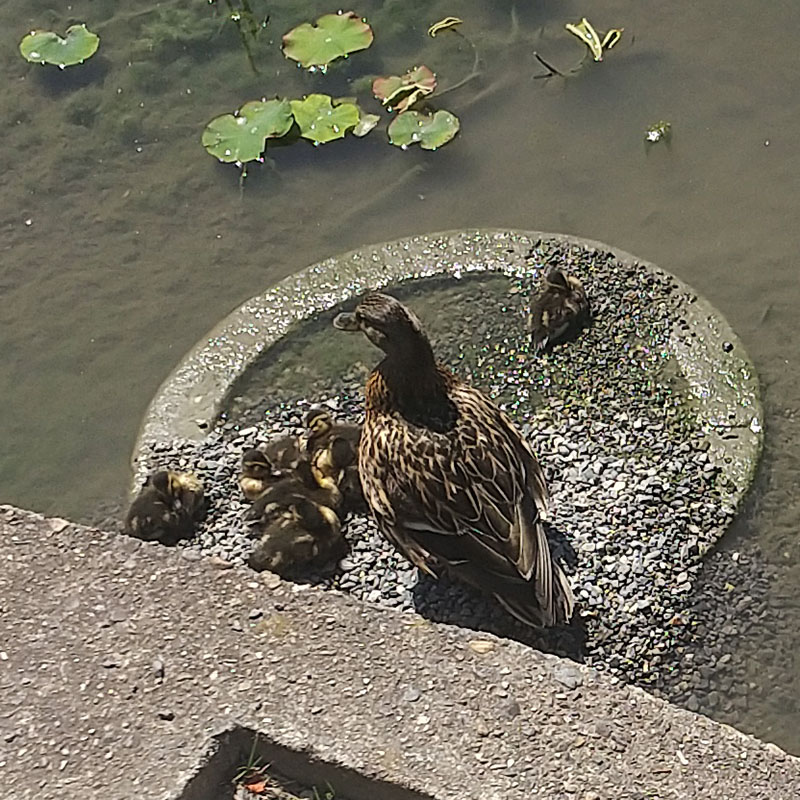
[132,228,763,514]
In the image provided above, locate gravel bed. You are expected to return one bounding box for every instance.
[128,242,756,697]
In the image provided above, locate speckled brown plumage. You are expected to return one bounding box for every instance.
[334,292,574,628]
[530,269,590,353]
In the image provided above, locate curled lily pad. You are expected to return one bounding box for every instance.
[373,66,436,112]
[283,11,373,70]
[353,112,380,137]
[290,94,359,144]
[388,109,460,150]
[19,24,99,67]
[202,98,293,163]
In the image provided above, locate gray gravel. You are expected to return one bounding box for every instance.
[127,242,761,703]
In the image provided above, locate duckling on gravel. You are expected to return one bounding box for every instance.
[238,448,280,501]
[333,292,574,629]
[125,470,206,545]
[244,467,347,576]
[529,268,590,353]
[303,407,365,514]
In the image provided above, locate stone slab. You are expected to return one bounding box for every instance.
[1,506,798,800]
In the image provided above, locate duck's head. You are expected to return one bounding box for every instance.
[333,293,429,358]
[148,469,179,497]
[241,448,272,478]
[304,407,333,440]
[546,269,584,295]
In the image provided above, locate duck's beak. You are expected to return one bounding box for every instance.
[333,312,360,331]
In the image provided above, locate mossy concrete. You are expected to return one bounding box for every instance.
[1,505,798,800]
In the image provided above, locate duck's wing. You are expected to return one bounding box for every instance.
[361,386,573,627]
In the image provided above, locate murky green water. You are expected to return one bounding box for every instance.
[2,0,799,752]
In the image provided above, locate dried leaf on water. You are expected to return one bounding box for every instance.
[565,18,623,62]
[373,65,437,113]
[428,17,463,37]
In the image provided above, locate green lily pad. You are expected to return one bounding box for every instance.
[202,98,293,163]
[388,110,460,150]
[19,24,99,67]
[283,11,373,70]
[373,66,436,112]
[290,94,360,144]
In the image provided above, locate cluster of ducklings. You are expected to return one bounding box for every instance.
[125,266,589,588]
[125,408,363,577]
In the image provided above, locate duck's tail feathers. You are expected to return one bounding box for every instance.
[494,560,574,628]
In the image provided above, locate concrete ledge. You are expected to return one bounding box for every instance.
[1,505,797,800]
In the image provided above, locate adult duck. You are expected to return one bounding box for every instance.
[333,292,574,628]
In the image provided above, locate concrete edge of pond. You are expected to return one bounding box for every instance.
[1,504,798,800]
[132,228,763,514]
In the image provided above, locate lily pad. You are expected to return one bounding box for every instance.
[19,24,99,67]
[290,94,359,144]
[353,112,380,137]
[202,98,293,163]
[388,109,460,150]
[373,66,436,112]
[283,11,373,70]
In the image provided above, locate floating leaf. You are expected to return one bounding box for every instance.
[202,98,293,163]
[428,17,463,37]
[19,24,99,67]
[290,94,359,144]
[565,18,623,62]
[282,11,373,70]
[373,66,436,112]
[388,109,460,150]
[353,112,380,137]
[645,120,672,144]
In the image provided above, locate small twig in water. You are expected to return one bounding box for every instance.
[532,51,566,78]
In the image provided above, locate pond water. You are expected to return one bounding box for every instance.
[1,0,798,753]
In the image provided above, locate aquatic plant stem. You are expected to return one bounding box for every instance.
[434,30,482,98]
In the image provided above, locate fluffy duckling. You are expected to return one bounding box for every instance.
[244,461,342,526]
[247,494,346,576]
[239,448,279,501]
[244,465,346,575]
[125,470,206,545]
[529,269,590,353]
[304,407,364,513]
[334,292,574,629]
[304,407,361,454]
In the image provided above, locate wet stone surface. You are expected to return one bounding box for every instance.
[123,241,766,709]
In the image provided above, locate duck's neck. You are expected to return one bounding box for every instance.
[369,340,456,430]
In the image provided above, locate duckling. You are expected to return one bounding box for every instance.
[303,406,361,455]
[125,470,206,546]
[303,408,364,513]
[260,434,305,473]
[333,292,574,629]
[529,269,590,353]
[248,494,347,576]
[239,448,279,501]
[244,461,342,527]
